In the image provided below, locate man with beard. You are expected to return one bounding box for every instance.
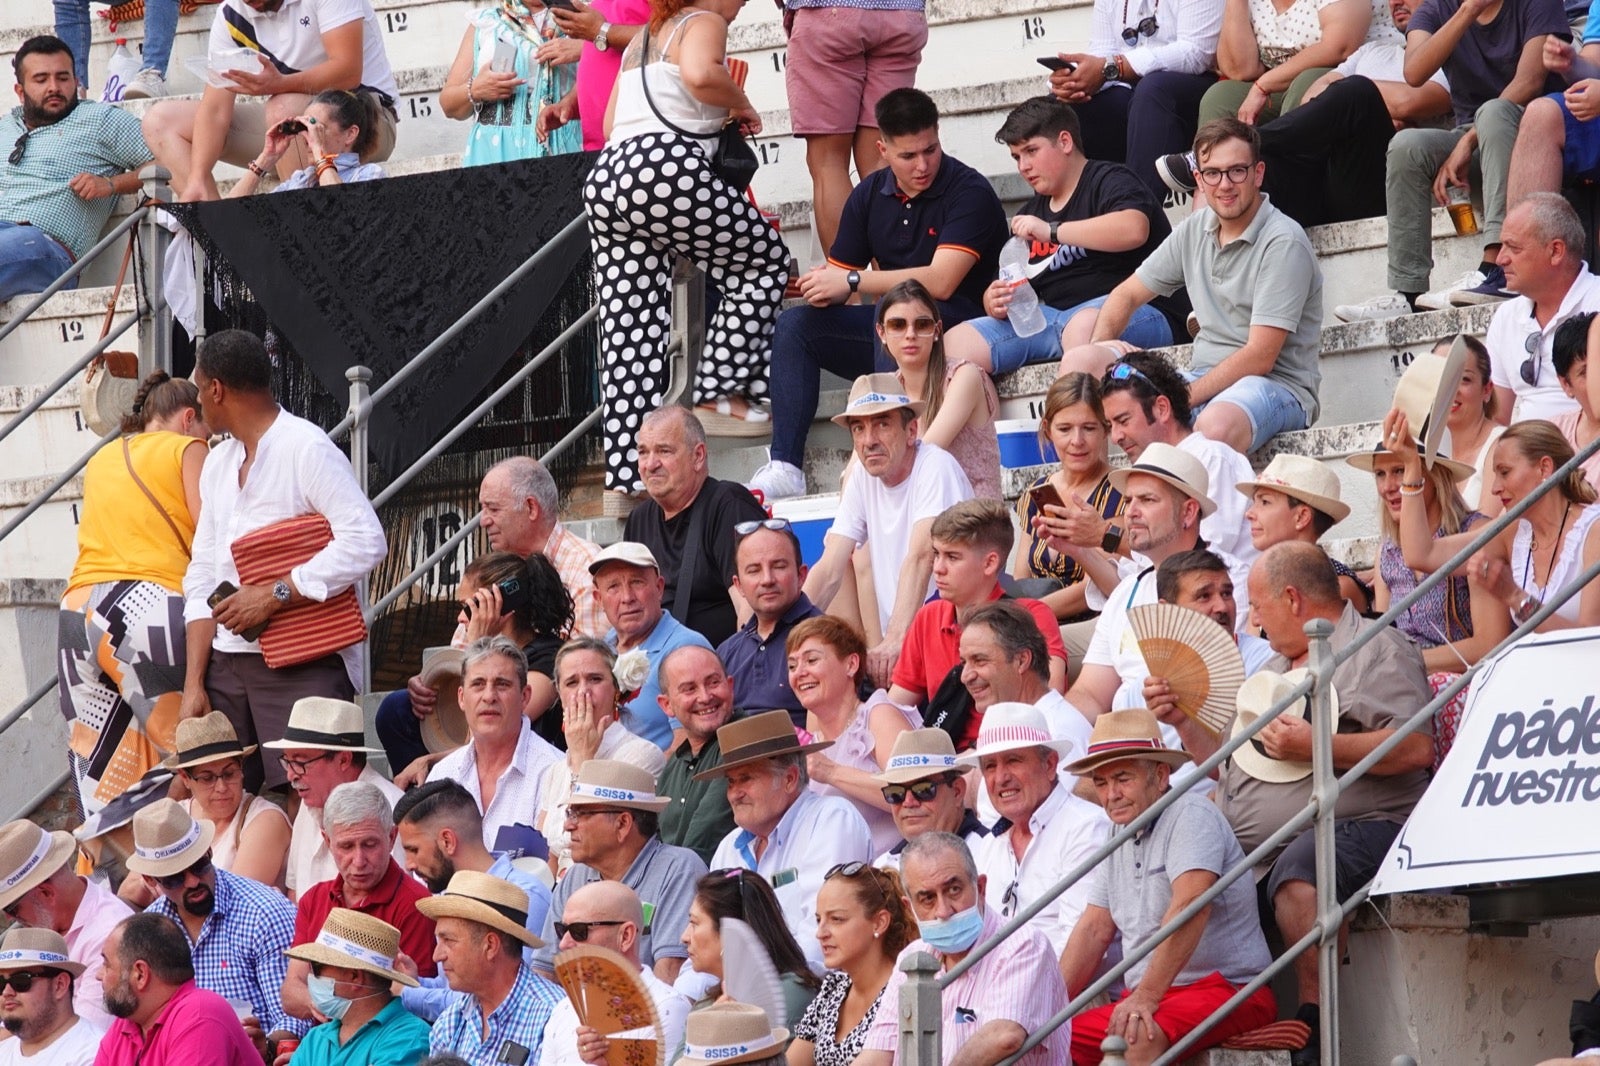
[95,913,259,1066]
[130,800,303,1047]
[393,779,553,1021]
[2,35,153,305]
[655,645,740,863]
[0,927,100,1066]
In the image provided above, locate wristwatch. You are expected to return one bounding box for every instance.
[595,20,611,51]
[847,269,861,294]
[271,579,292,606]
[1101,523,1124,554]
[1102,56,1121,84]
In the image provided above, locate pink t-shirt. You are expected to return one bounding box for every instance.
[579,0,653,149]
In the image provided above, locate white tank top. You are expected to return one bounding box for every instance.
[1512,502,1600,623]
[610,11,729,151]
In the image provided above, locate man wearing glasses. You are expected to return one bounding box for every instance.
[261,696,404,900]
[871,729,990,870]
[537,882,690,1065]
[0,927,102,1065]
[1,35,153,305]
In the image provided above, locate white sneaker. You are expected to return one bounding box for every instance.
[1415,269,1486,311]
[1333,292,1413,322]
[747,460,806,501]
[122,69,167,100]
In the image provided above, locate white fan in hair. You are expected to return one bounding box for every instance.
[1127,602,1246,738]
[719,918,787,1029]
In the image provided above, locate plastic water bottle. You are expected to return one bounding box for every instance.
[101,40,140,102]
[998,236,1046,337]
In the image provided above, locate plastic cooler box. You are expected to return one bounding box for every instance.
[769,495,840,569]
[995,419,1055,468]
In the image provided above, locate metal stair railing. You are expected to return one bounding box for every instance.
[898,430,1600,1066]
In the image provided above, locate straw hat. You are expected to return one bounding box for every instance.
[1063,708,1192,776]
[567,760,671,813]
[416,870,545,949]
[0,822,76,911]
[1228,669,1335,784]
[693,710,833,781]
[1393,340,1468,469]
[0,927,83,977]
[1236,454,1350,523]
[954,702,1078,767]
[419,647,469,755]
[588,541,660,576]
[1345,433,1474,483]
[285,908,419,986]
[1108,442,1217,518]
[829,373,926,427]
[123,799,216,879]
[678,1002,791,1066]
[873,728,964,785]
[261,697,380,753]
[164,711,257,771]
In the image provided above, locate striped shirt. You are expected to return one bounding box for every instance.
[543,521,606,639]
[145,867,306,1037]
[1,102,150,258]
[430,963,565,1066]
[1014,472,1124,590]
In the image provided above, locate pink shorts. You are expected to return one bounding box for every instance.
[784,6,928,135]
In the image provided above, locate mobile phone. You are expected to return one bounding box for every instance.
[207,581,269,642]
[1030,481,1066,513]
[461,575,532,618]
[545,0,577,11]
[1037,56,1075,72]
[491,37,516,73]
[275,118,306,136]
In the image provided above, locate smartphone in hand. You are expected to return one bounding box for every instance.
[1030,481,1066,513]
[1037,56,1075,72]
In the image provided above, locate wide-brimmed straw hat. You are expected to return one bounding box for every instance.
[1236,454,1350,524]
[1108,441,1217,518]
[0,927,83,977]
[1393,339,1468,470]
[873,729,964,785]
[285,908,419,986]
[0,822,76,911]
[1228,669,1335,784]
[678,1002,791,1066]
[261,697,380,753]
[567,760,672,812]
[1345,432,1474,482]
[164,711,256,771]
[416,870,545,949]
[954,703,1078,767]
[693,710,833,781]
[1064,708,1192,776]
[830,373,926,427]
[419,646,469,754]
[124,799,216,878]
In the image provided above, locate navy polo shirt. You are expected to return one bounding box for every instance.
[715,593,824,727]
[827,153,1007,312]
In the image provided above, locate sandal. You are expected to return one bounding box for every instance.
[697,397,772,438]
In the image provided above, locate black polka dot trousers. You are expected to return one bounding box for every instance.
[583,132,790,492]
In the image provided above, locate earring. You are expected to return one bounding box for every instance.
[873,931,881,939]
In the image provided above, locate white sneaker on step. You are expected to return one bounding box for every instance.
[1414,269,1486,311]
[747,460,806,501]
[1332,292,1413,322]
[122,69,167,100]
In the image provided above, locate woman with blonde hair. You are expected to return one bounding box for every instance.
[1438,334,1504,516]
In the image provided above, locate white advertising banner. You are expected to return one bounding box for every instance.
[1373,627,1600,895]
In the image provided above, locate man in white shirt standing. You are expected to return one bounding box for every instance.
[181,330,386,795]
[141,0,400,202]
[0,928,102,1066]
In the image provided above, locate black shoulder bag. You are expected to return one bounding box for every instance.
[639,24,759,192]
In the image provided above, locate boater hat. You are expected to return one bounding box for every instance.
[1236,454,1351,524]
[416,870,545,949]
[873,729,965,785]
[1228,669,1336,784]
[830,373,927,426]
[285,908,419,986]
[1109,441,1217,518]
[261,697,380,753]
[566,760,672,813]
[163,711,257,771]
[123,799,215,878]
[678,1002,792,1066]
[1064,708,1192,776]
[0,822,76,911]
[693,710,833,781]
[0,927,83,977]
[954,702,1078,767]
[418,646,469,755]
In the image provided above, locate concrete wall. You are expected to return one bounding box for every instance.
[0,578,71,820]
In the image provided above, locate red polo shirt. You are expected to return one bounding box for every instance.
[94,980,259,1066]
[292,859,438,977]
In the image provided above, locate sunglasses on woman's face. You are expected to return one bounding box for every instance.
[880,316,938,337]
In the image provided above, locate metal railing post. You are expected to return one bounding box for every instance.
[1306,616,1341,1066]
[346,366,373,495]
[662,257,704,409]
[137,165,174,375]
[897,951,941,1066]
[1098,1036,1129,1066]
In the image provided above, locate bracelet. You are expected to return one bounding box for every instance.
[1398,485,1425,497]
[247,161,268,178]
[1399,480,1425,490]
[314,159,338,182]
[466,74,477,106]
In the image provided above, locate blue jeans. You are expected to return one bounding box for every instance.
[1066,70,1219,200]
[1182,369,1308,452]
[374,688,428,774]
[0,223,77,305]
[54,0,179,82]
[965,295,1174,375]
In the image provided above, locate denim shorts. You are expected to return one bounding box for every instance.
[1182,369,1308,452]
[969,294,1175,375]
[1558,92,1600,180]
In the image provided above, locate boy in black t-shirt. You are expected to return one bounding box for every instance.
[945,96,1190,376]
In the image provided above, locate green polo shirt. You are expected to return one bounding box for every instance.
[658,734,737,865]
[290,998,430,1066]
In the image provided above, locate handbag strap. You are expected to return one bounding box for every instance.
[122,436,193,555]
[639,22,720,141]
[672,490,709,622]
[99,233,136,341]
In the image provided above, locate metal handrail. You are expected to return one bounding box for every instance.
[0,678,58,736]
[0,427,120,547]
[0,311,140,450]
[0,206,149,347]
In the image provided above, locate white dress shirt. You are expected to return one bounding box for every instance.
[537,964,689,1065]
[285,764,406,897]
[1177,431,1258,566]
[1087,0,1223,77]
[181,408,387,689]
[975,784,1112,956]
[428,720,564,849]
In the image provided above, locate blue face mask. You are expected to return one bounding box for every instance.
[307,975,353,1021]
[919,904,984,954]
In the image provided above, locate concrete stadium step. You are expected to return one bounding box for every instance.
[0,285,139,386]
[0,384,102,476]
[0,473,85,581]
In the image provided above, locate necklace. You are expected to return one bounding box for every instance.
[1525,500,1572,596]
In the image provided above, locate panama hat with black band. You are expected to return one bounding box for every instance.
[416,870,545,949]
[261,697,381,753]
[1108,441,1217,518]
[164,711,257,771]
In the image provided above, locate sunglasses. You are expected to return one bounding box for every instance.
[1120,15,1158,44]
[1002,878,1020,918]
[1106,361,1157,390]
[1519,329,1541,387]
[880,316,939,337]
[734,517,792,538]
[154,852,213,891]
[0,970,62,994]
[880,776,952,806]
[554,920,625,942]
[8,132,28,167]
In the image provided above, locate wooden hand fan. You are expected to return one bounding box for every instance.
[554,944,665,1066]
[719,918,786,1029]
[1127,602,1246,738]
